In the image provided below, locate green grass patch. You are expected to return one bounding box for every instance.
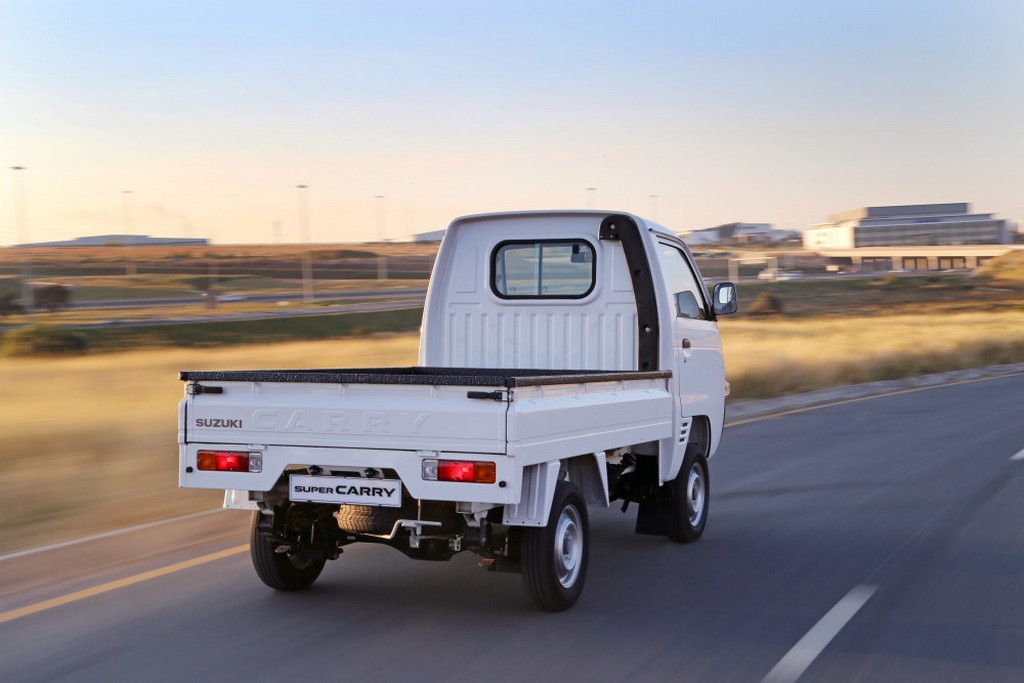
[2,324,89,356]
[77,307,424,352]
[730,273,1021,318]
[73,285,200,300]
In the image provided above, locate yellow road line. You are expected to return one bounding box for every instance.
[726,371,1024,428]
[0,544,248,625]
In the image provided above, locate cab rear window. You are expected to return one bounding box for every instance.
[491,240,596,299]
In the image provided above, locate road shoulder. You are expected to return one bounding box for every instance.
[726,361,1024,424]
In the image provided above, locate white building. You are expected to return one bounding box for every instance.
[803,203,1011,249]
[393,229,445,243]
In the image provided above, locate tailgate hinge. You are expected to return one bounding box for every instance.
[187,383,224,396]
[466,390,509,402]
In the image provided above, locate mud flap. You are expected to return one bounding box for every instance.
[634,496,673,536]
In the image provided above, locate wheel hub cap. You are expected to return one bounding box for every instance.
[687,464,705,527]
[554,506,583,588]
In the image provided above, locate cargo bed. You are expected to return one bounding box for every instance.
[179,366,674,501]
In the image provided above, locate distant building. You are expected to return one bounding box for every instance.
[393,229,445,243]
[21,234,209,248]
[682,223,799,246]
[803,203,1011,249]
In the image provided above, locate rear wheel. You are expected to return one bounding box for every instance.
[669,447,709,543]
[521,480,589,612]
[250,510,326,591]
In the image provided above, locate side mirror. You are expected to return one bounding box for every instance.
[712,282,737,315]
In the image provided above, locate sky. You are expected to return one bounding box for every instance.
[1,0,1022,245]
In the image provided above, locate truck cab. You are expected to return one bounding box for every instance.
[421,211,732,482]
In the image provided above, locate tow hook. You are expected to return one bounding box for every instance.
[399,519,442,548]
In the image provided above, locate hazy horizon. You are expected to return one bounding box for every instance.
[2,0,1022,245]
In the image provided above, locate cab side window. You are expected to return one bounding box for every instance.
[658,243,710,320]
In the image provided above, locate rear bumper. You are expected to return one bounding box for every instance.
[179,443,515,505]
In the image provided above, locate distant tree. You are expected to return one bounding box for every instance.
[0,294,24,317]
[32,284,72,311]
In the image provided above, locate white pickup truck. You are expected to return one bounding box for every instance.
[178,210,737,611]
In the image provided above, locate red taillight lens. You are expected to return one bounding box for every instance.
[197,450,250,472]
[437,460,473,481]
[435,460,496,484]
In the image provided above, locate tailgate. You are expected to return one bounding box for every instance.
[181,380,508,454]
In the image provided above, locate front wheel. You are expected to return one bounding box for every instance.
[669,447,709,543]
[520,480,589,612]
[250,510,326,591]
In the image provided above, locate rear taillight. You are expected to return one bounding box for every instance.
[197,450,262,473]
[422,459,496,484]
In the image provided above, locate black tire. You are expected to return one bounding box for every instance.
[521,480,589,612]
[669,447,709,543]
[250,510,326,591]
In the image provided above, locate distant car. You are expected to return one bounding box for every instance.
[757,269,804,281]
[216,294,247,302]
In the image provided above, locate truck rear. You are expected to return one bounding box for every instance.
[179,211,736,610]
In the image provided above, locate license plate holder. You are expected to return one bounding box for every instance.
[289,474,403,507]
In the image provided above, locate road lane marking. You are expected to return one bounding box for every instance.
[0,544,248,625]
[726,371,1024,428]
[762,584,877,683]
[0,509,223,562]
[1011,449,1024,462]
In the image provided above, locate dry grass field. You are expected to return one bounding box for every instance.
[721,310,1024,397]
[0,334,420,555]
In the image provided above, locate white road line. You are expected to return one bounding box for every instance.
[0,509,222,562]
[762,584,878,683]
[1011,449,1024,462]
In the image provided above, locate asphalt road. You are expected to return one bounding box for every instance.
[2,372,1023,682]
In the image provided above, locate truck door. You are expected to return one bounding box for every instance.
[653,240,726,477]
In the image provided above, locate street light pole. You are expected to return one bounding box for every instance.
[10,166,32,312]
[122,190,137,276]
[374,195,387,280]
[296,185,314,304]
[374,195,386,241]
[585,187,597,210]
[648,194,660,221]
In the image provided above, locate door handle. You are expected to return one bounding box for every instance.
[681,339,691,349]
